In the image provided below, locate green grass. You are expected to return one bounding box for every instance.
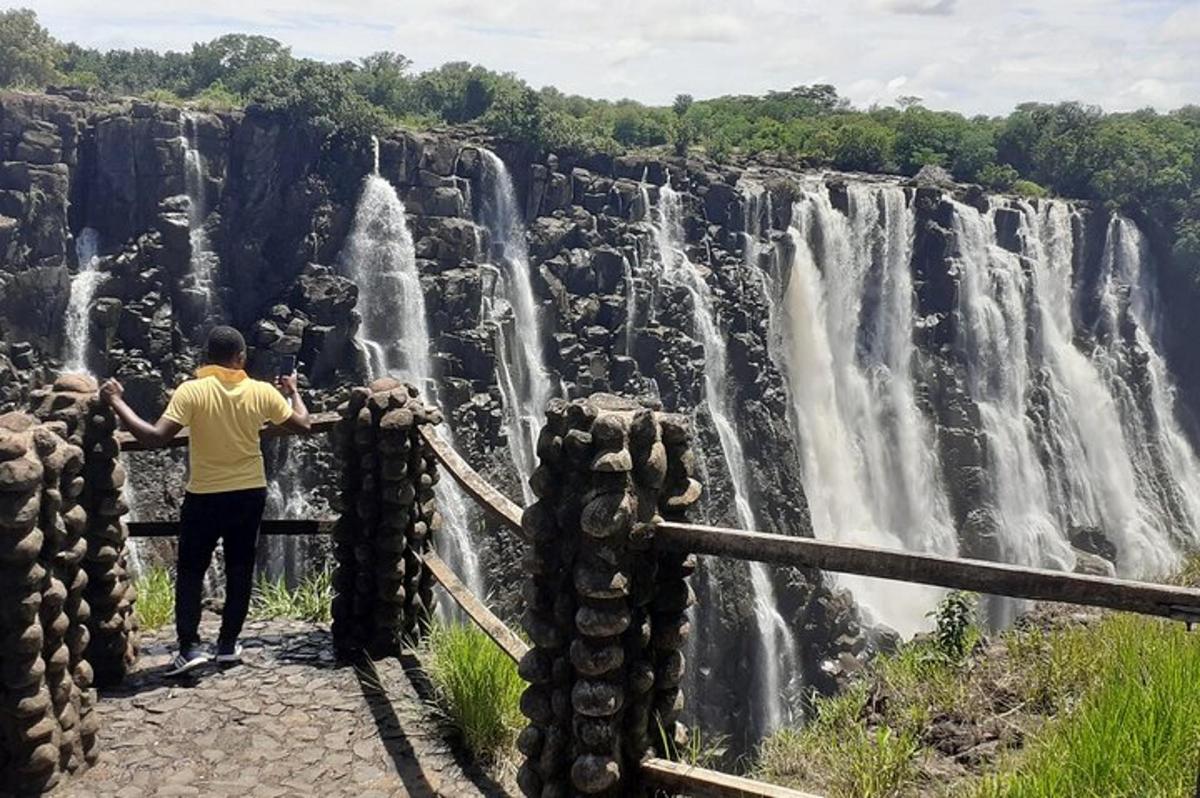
[754,604,1200,798]
[425,623,524,764]
[754,683,920,798]
[250,569,333,623]
[134,565,175,631]
[975,614,1200,798]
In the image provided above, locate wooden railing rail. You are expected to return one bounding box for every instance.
[126,519,335,537]
[655,522,1200,623]
[417,425,522,530]
[116,410,341,451]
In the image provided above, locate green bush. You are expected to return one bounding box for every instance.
[928,590,979,662]
[134,565,175,631]
[1011,179,1049,198]
[426,623,524,763]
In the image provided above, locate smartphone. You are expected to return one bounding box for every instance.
[278,354,296,377]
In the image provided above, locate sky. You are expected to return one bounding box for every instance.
[31,0,1200,115]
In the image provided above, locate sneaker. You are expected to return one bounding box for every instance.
[215,640,243,665]
[165,645,210,676]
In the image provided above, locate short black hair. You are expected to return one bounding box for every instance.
[206,325,246,365]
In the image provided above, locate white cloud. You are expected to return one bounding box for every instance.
[873,0,957,15]
[33,0,1200,114]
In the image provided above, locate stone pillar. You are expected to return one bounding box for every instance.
[1,384,103,791]
[36,377,139,688]
[331,379,443,657]
[516,394,699,797]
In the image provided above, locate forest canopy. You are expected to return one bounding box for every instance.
[3,7,1199,285]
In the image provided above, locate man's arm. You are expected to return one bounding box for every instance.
[275,373,311,433]
[100,379,183,448]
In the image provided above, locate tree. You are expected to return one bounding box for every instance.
[672,93,693,117]
[0,8,61,88]
[189,34,291,95]
[353,51,414,115]
[833,118,895,172]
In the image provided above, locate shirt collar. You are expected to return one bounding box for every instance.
[196,364,249,383]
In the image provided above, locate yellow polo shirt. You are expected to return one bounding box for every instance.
[162,365,293,494]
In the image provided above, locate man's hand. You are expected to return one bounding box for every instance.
[276,373,298,398]
[100,378,124,406]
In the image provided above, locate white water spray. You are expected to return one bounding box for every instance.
[772,184,956,634]
[340,170,483,597]
[477,150,554,503]
[654,185,799,734]
[65,228,102,373]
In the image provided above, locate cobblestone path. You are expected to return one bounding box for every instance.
[55,617,513,797]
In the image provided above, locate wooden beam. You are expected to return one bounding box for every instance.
[417,425,523,531]
[655,522,1200,622]
[127,519,336,537]
[423,550,529,662]
[117,411,342,452]
[640,759,822,798]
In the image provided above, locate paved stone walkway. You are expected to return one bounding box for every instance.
[56,617,513,797]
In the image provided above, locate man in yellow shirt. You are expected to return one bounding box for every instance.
[101,326,311,675]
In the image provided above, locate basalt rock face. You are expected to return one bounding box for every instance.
[3,90,1198,750]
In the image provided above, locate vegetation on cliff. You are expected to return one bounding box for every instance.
[5,7,1199,293]
[754,592,1200,798]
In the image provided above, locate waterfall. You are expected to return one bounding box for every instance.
[622,252,636,356]
[339,171,483,598]
[64,227,102,373]
[772,184,957,634]
[1093,217,1200,551]
[180,114,220,321]
[341,175,432,386]
[654,185,799,734]
[1010,201,1180,574]
[477,150,553,503]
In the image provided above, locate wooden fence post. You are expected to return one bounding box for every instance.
[330,379,443,658]
[515,394,699,797]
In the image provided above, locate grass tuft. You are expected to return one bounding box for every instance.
[975,614,1200,798]
[134,565,175,631]
[425,623,524,764]
[250,569,333,623]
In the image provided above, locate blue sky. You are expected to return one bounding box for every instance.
[32,0,1200,114]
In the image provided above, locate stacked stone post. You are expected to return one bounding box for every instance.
[2,374,119,791]
[31,377,138,688]
[331,379,442,657]
[515,394,699,797]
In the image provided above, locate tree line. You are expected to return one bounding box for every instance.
[2,7,1198,286]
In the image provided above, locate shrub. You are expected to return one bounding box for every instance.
[425,623,524,763]
[134,565,175,631]
[1011,179,1048,198]
[928,590,978,662]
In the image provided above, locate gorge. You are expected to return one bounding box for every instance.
[1,90,1198,749]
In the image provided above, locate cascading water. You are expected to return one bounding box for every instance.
[1092,217,1200,548]
[477,150,553,503]
[654,184,799,734]
[65,228,102,373]
[773,182,1200,634]
[180,114,219,320]
[340,168,482,597]
[772,183,957,634]
[63,227,146,576]
[341,175,431,386]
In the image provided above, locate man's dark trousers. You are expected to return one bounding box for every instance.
[175,488,267,647]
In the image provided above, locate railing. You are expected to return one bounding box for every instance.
[119,412,1200,797]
